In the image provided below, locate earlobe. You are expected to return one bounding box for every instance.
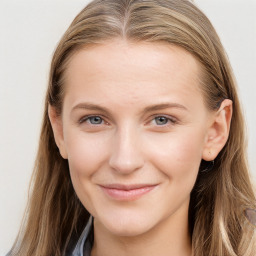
[48,105,68,159]
[202,99,233,161]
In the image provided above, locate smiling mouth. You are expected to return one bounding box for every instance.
[99,184,158,201]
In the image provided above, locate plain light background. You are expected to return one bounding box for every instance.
[0,0,255,255]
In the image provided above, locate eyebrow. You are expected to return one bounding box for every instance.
[71,103,111,115]
[71,102,188,115]
[141,103,188,114]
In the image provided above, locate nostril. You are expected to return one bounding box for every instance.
[108,146,144,174]
[109,156,144,174]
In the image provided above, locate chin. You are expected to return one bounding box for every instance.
[96,210,156,237]
[105,221,152,237]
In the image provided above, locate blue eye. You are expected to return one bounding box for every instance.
[154,116,169,125]
[84,116,103,125]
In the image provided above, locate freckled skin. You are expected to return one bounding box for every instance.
[52,39,226,256]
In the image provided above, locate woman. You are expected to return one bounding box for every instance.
[8,0,256,255]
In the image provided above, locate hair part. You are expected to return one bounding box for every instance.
[10,1,255,255]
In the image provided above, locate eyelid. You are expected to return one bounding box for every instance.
[149,114,178,124]
[79,114,110,125]
[78,114,178,127]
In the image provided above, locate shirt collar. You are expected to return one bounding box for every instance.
[72,215,93,256]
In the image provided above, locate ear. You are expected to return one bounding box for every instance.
[48,105,68,159]
[202,99,233,161]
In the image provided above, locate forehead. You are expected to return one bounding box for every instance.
[63,39,204,111]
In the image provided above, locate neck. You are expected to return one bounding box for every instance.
[91,203,192,256]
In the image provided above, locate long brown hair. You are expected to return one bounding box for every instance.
[9,0,256,255]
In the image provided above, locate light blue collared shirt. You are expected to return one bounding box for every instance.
[6,216,94,256]
[71,216,93,256]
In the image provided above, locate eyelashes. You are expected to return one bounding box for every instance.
[78,114,177,128]
[151,115,177,126]
[79,115,109,126]
[82,116,104,125]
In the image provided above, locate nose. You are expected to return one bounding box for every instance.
[109,125,144,175]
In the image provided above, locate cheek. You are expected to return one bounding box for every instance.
[64,130,110,177]
[63,130,111,213]
[144,128,205,179]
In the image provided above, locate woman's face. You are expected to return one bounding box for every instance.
[55,40,216,236]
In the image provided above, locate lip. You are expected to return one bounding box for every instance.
[99,184,158,201]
